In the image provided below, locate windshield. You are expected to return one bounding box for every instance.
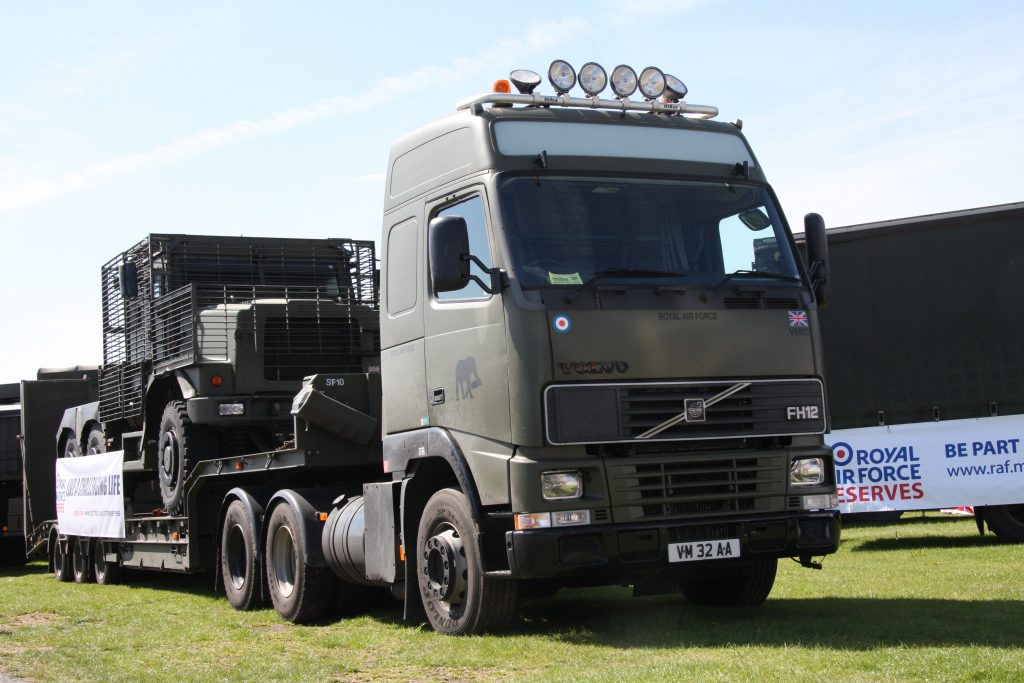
[497,176,802,291]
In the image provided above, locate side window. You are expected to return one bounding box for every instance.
[436,195,493,301]
[386,218,418,315]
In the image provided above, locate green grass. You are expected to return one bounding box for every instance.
[2,514,1022,682]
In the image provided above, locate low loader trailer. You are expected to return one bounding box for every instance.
[24,61,841,634]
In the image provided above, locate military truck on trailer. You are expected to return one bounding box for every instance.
[815,202,1024,541]
[28,61,840,634]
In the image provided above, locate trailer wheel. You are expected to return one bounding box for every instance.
[85,425,106,455]
[92,540,122,585]
[158,401,209,515]
[221,500,261,610]
[416,488,517,635]
[53,534,71,582]
[265,502,335,623]
[72,538,94,584]
[679,558,777,607]
[982,505,1024,542]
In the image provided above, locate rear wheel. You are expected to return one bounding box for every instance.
[265,502,335,623]
[982,505,1024,542]
[61,430,81,458]
[72,538,93,583]
[416,488,517,635]
[221,500,261,610]
[679,558,778,607]
[92,540,122,585]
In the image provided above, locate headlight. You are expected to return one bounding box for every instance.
[610,64,637,98]
[548,60,576,95]
[218,402,245,416]
[541,470,583,500]
[638,66,666,100]
[578,62,607,96]
[790,457,826,486]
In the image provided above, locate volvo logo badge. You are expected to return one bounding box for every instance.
[684,398,706,422]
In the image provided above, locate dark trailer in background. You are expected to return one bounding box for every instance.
[0,382,23,565]
[815,201,1024,537]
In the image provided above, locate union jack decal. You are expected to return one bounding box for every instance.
[788,310,809,328]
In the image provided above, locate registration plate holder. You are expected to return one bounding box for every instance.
[668,538,741,563]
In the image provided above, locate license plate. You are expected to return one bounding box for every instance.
[668,538,741,563]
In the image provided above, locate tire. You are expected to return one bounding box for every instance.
[85,424,106,455]
[158,401,213,515]
[416,488,517,635]
[53,533,71,583]
[982,504,1024,542]
[93,540,122,585]
[221,500,261,610]
[62,430,81,458]
[265,502,336,623]
[679,557,778,607]
[72,538,93,583]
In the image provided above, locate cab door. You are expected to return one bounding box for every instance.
[423,189,511,445]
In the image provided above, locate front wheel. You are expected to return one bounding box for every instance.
[265,502,335,623]
[416,488,517,635]
[158,401,215,514]
[679,557,778,607]
[53,533,71,583]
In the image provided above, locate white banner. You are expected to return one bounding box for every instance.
[828,415,1024,514]
[56,451,126,538]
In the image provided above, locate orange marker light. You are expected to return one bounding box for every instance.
[317,512,328,522]
[235,461,244,470]
[171,531,179,540]
[210,375,223,387]
[493,79,511,94]
[398,544,405,562]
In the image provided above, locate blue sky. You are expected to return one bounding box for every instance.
[2,1,1023,381]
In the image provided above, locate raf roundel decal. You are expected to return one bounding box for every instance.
[552,314,572,334]
[832,441,853,467]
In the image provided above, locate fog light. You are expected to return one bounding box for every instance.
[515,512,551,530]
[552,509,591,527]
[610,64,637,98]
[802,494,838,510]
[790,457,826,486]
[218,402,245,416]
[541,470,583,500]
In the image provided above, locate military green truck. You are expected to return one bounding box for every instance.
[26,61,839,635]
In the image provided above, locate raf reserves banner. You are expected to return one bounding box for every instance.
[828,415,1024,513]
[56,451,126,538]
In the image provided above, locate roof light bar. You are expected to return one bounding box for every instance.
[578,62,607,97]
[638,66,666,100]
[610,64,638,98]
[510,69,542,94]
[548,60,576,95]
[663,74,688,103]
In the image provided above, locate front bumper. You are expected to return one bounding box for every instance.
[185,395,294,426]
[505,510,840,580]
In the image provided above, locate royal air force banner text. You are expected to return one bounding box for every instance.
[828,414,1024,513]
[56,451,126,538]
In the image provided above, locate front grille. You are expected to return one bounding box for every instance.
[608,452,786,523]
[545,378,826,445]
[263,316,376,381]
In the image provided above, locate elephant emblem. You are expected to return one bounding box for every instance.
[455,357,482,400]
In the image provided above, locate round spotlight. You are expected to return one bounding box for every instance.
[663,74,688,103]
[638,66,666,100]
[510,69,542,94]
[548,60,576,95]
[610,64,637,98]
[578,62,607,97]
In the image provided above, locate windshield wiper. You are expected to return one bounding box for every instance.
[566,268,689,303]
[711,269,802,292]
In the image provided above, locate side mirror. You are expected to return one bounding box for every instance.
[118,262,139,299]
[803,213,831,307]
[428,215,471,293]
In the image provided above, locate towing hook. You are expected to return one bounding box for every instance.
[798,554,823,570]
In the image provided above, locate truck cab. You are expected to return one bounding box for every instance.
[379,64,839,631]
